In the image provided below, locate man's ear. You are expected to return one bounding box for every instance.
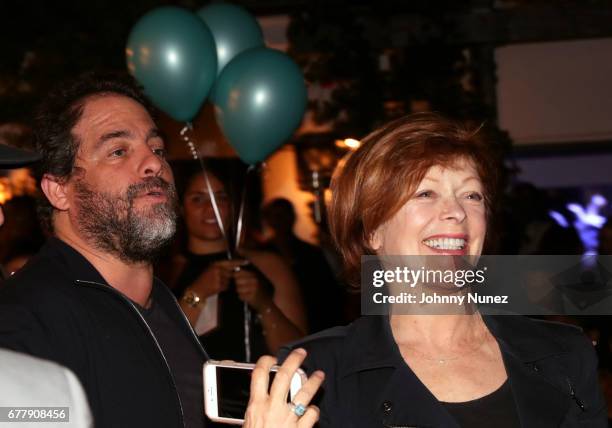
[40,174,71,211]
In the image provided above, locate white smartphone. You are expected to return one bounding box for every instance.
[203,360,307,425]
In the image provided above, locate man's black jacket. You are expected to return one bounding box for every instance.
[0,238,208,428]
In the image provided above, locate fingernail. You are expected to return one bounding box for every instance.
[314,370,325,379]
[295,348,307,356]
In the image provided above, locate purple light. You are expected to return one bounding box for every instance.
[565,194,608,255]
[549,210,569,228]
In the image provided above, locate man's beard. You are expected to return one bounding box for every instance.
[74,176,177,263]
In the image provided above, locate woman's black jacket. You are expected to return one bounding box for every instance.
[281,315,607,427]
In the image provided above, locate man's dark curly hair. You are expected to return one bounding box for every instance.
[33,72,156,232]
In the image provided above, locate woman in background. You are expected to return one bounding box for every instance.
[172,168,306,361]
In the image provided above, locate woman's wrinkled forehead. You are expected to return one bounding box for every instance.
[417,157,483,185]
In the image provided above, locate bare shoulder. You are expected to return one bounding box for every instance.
[240,249,296,285]
[241,249,286,269]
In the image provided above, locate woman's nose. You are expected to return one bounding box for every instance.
[439,197,467,223]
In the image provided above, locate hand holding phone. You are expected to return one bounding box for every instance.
[204,352,314,425]
[243,349,324,428]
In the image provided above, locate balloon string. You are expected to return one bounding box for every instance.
[236,163,259,363]
[181,123,233,260]
[244,303,251,362]
[234,164,257,254]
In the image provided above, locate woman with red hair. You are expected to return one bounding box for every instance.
[264,112,607,427]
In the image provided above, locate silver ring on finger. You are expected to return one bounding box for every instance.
[288,402,307,417]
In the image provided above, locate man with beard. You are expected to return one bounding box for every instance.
[0,73,209,428]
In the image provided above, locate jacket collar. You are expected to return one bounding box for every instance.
[39,237,171,305]
[339,314,571,378]
[338,316,397,378]
[338,316,457,427]
[39,237,109,285]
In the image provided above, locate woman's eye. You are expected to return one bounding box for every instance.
[110,148,126,157]
[189,195,211,205]
[466,192,483,201]
[416,190,433,198]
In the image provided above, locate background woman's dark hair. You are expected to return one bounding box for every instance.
[171,159,263,253]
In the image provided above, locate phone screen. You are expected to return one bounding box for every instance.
[215,367,284,420]
[216,367,251,419]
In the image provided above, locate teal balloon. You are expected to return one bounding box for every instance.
[197,3,264,76]
[213,48,307,164]
[126,7,217,122]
